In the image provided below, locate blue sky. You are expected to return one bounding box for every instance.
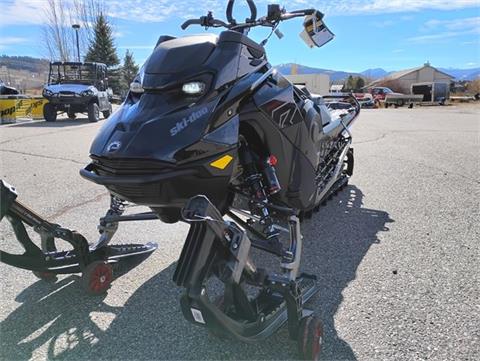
[0,0,479,72]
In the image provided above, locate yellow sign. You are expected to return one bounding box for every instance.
[0,96,49,122]
[30,98,49,119]
[210,155,233,170]
[0,99,17,121]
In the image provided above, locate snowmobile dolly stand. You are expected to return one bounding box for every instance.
[0,179,157,295]
[174,195,323,359]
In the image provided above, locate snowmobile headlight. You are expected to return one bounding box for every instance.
[182,82,205,95]
[81,89,94,97]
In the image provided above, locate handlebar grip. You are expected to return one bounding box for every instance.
[181,19,200,30]
[290,9,317,16]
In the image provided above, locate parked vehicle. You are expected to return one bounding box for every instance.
[367,86,400,105]
[42,62,113,122]
[1,2,359,359]
[0,80,19,95]
[353,93,375,108]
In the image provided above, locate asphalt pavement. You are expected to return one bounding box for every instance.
[0,104,479,360]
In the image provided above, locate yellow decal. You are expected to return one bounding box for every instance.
[210,155,233,170]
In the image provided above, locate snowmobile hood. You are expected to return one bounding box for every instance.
[89,94,219,164]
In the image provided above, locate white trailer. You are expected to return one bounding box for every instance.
[411,82,450,105]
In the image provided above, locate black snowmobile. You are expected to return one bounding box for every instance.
[1,1,359,359]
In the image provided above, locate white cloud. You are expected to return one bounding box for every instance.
[112,31,126,38]
[106,0,224,23]
[408,32,464,42]
[408,16,480,43]
[423,17,480,31]
[371,20,395,28]
[0,37,29,49]
[278,0,479,16]
[0,0,48,26]
[108,0,478,23]
[1,0,479,27]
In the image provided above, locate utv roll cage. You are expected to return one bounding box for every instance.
[47,62,108,90]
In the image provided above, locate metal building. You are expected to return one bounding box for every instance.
[368,62,454,93]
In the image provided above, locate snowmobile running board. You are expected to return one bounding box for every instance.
[0,180,157,293]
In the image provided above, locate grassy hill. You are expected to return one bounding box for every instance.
[0,55,49,73]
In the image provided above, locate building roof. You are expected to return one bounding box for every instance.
[368,64,455,87]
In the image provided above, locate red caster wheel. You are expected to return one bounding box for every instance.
[33,271,58,283]
[297,315,324,361]
[81,261,113,295]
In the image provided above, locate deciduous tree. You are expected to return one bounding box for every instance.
[41,0,105,61]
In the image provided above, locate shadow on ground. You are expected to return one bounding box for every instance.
[0,185,393,360]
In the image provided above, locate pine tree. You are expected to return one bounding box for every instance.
[122,50,139,88]
[85,13,121,93]
[85,13,119,66]
[354,77,365,91]
[344,75,355,91]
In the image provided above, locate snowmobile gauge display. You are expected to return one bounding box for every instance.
[1,1,360,359]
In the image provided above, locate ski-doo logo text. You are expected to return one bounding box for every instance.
[170,107,209,136]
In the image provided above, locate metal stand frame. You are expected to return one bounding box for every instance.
[0,180,157,276]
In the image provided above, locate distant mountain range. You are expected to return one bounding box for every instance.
[0,56,478,82]
[275,63,480,81]
[360,68,390,79]
[438,68,480,81]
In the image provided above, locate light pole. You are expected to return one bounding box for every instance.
[72,24,80,62]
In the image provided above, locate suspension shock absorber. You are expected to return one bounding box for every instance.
[239,142,279,240]
[91,195,126,250]
[262,155,281,195]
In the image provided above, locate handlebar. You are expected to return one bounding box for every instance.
[182,7,319,31]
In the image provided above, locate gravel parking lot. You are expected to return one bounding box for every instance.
[0,104,479,361]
